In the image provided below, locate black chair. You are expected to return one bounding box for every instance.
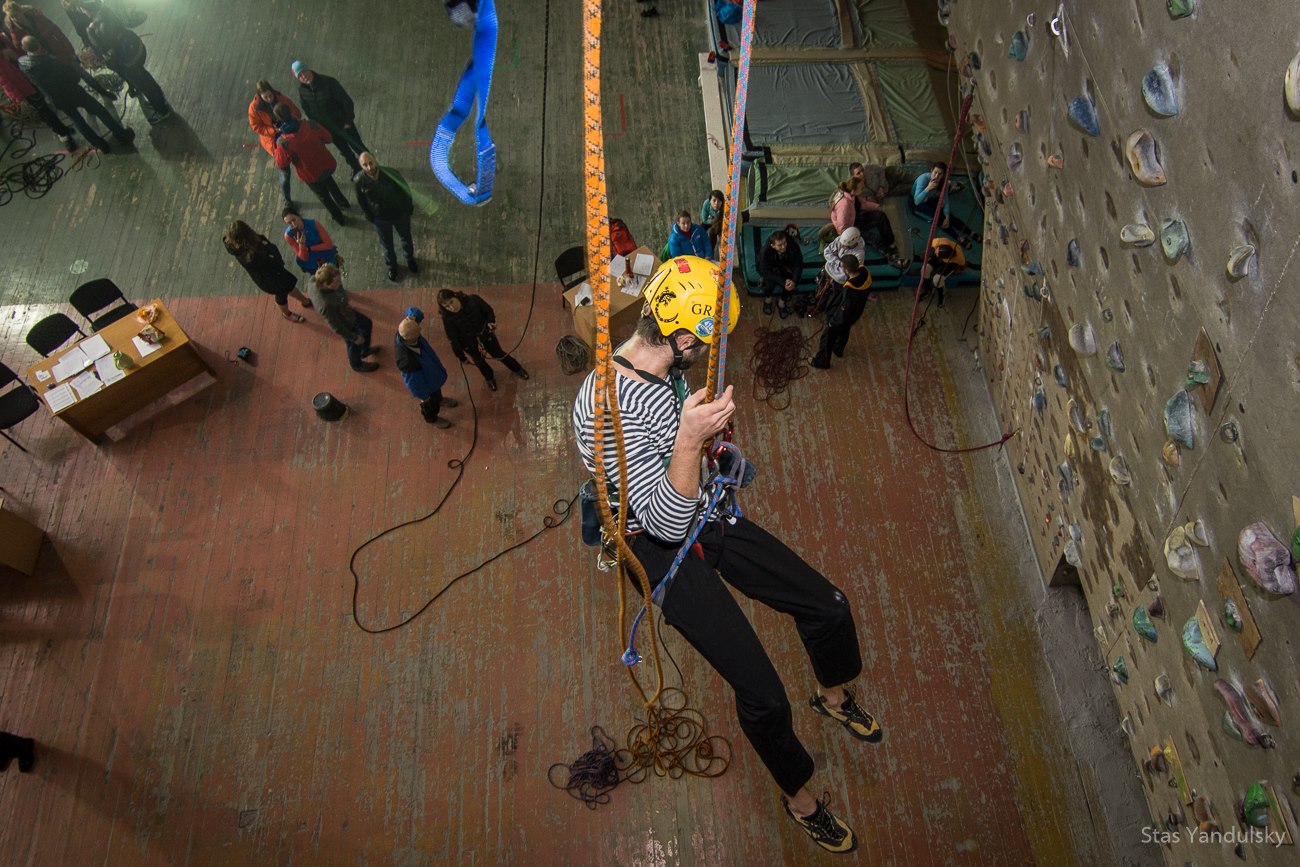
[555,246,588,307]
[25,313,85,358]
[0,362,40,453]
[70,278,138,331]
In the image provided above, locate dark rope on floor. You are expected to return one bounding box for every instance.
[748,321,814,410]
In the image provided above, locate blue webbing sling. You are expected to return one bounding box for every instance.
[430,0,498,205]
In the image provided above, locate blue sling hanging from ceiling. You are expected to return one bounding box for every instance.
[430,0,498,205]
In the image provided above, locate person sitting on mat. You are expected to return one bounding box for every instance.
[911,162,981,246]
[758,227,804,318]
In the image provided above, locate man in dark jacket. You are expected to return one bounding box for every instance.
[292,60,367,173]
[395,312,457,428]
[758,229,805,317]
[354,151,418,282]
[273,103,349,224]
[436,290,528,392]
[17,35,133,151]
[86,7,169,123]
[312,263,378,372]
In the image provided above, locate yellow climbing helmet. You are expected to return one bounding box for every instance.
[641,255,740,344]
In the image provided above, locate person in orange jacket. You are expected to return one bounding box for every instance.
[249,79,302,205]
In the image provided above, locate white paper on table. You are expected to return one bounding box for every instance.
[607,254,628,278]
[69,370,104,400]
[34,369,51,382]
[79,333,111,360]
[572,281,593,307]
[132,335,163,357]
[51,346,91,381]
[619,274,646,297]
[632,252,655,276]
[43,383,77,412]
[94,354,126,385]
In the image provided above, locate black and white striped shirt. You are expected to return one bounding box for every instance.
[572,370,703,541]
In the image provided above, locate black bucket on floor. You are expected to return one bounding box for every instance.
[313,392,348,421]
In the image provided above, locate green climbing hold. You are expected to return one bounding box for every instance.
[1242,783,1271,828]
[1008,31,1028,62]
[1112,657,1129,684]
[1223,598,1243,633]
[1160,219,1190,261]
[1291,525,1300,562]
[1182,616,1217,670]
[1133,606,1157,642]
[1167,0,1194,18]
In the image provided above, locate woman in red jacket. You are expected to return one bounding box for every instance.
[248,79,301,206]
[272,102,349,224]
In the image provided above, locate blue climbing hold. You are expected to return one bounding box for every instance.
[1142,65,1179,117]
[1067,95,1100,136]
[1066,238,1081,267]
[1009,31,1028,62]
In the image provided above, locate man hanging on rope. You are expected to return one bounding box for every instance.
[571,257,883,855]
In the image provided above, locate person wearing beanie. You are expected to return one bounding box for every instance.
[312,263,377,372]
[291,61,367,174]
[436,289,528,391]
[272,102,350,224]
[822,227,865,286]
[811,254,872,370]
[395,315,457,427]
[353,151,418,283]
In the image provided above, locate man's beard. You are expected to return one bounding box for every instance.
[675,341,710,370]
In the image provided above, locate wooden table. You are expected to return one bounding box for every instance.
[0,498,46,575]
[564,246,660,348]
[24,300,213,442]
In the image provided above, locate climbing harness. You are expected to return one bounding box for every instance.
[430,0,498,205]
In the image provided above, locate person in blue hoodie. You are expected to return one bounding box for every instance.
[394,309,458,428]
[910,162,980,244]
[666,210,712,259]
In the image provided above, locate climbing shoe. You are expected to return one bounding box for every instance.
[810,689,883,743]
[782,795,857,854]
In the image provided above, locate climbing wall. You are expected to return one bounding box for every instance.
[944,2,1300,864]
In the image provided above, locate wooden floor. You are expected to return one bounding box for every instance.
[1,2,1108,865]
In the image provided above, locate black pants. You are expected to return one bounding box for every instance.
[53,88,130,150]
[343,311,373,369]
[855,209,896,253]
[813,292,868,366]
[630,515,862,795]
[112,60,169,116]
[464,330,522,384]
[419,390,445,422]
[325,123,368,173]
[25,92,73,138]
[306,171,349,222]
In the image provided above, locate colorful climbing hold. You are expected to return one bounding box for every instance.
[1105,341,1126,371]
[1242,783,1271,828]
[1008,30,1028,61]
[1222,598,1243,633]
[1167,0,1194,18]
[1160,219,1190,261]
[1067,95,1100,136]
[1237,521,1298,595]
[1182,616,1217,670]
[1287,51,1300,114]
[1066,238,1081,267]
[1246,679,1282,727]
[1120,223,1157,246]
[1226,244,1255,279]
[1111,657,1129,684]
[1126,129,1167,185]
[1142,64,1179,117]
[1163,390,1195,449]
[1109,455,1132,485]
[1068,322,1096,355]
[1133,606,1158,642]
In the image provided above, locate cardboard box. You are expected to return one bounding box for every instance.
[564,247,659,348]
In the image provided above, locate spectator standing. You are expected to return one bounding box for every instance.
[282,206,341,280]
[395,313,458,427]
[273,102,349,224]
[223,220,314,322]
[312,263,377,372]
[248,79,300,205]
[4,0,110,98]
[666,210,712,259]
[292,61,367,174]
[921,236,967,308]
[811,254,872,370]
[353,151,419,282]
[436,289,529,391]
[0,50,76,147]
[86,7,169,123]
[18,36,133,151]
[757,228,804,318]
